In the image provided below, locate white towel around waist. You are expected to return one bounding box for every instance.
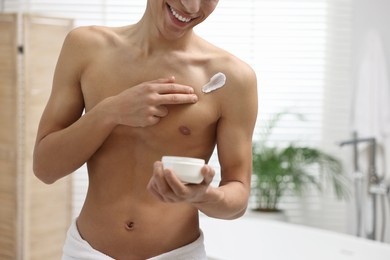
[62,219,207,260]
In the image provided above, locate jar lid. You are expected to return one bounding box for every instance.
[162,156,205,165]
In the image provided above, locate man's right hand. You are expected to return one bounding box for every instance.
[105,76,198,127]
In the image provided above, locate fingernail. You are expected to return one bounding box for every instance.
[192,94,198,103]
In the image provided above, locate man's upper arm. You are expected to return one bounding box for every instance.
[36,28,89,142]
[216,64,258,187]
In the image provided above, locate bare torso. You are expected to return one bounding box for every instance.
[76,25,225,259]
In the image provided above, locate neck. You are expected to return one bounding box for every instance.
[131,12,196,55]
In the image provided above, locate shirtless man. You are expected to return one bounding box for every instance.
[33,0,257,259]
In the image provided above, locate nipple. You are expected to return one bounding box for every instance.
[202,72,226,93]
[179,126,191,136]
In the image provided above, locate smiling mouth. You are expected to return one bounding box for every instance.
[168,5,193,23]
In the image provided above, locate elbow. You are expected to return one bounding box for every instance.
[225,192,250,220]
[224,190,250,220]
[33,159,57,185]
[33,167,57,185]
[206,205,248,221]
[233,207,247,219]
[33,140,65,184]
[225,206,247,220]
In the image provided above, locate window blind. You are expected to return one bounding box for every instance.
[320,0,353,232]
[2,0,352,233]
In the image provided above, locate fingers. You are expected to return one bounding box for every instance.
[148,77,198,105]
[150,77,193,94]
[154,84,198,105]
[151,162,171,193]
[113,76,198,128]
[157,92,198,105]
[148,162,177,203]
[164,170,188,197]
[151,76,187,91]
[148,161,215,204]
[152,76,176,84]
[155,83,194,95]
[153,106,169,118]
[145,115,161,126]
[143,107,167,127]
[201,165,215,185]
[148,161,189,202]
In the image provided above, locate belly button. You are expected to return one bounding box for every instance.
[125,221,135,231]
[179,126,191,136]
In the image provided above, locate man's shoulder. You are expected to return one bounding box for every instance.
[65,25,125,50]
[204,47,257,97]
[197,38,255,79]
[206,47,256,86]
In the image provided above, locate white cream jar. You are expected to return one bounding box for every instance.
[161,156,205,184]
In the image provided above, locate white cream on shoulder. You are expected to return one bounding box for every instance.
[201,72,226,93]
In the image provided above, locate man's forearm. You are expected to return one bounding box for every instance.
[192,181,249,220]
[33,103,116,184]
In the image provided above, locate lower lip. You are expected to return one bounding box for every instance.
[166,5,191,27]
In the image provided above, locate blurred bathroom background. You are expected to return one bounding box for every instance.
[1,0,389,259]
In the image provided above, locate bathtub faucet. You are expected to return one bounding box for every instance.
[339,132,381,240]
[339,133,379,183]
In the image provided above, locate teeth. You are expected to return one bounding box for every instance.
[170,6,191,23]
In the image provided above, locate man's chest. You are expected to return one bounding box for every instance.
[81,51,214,107]
[80,53,221,148]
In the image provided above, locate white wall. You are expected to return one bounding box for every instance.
[348,0,390,243]
[352,0,390,76]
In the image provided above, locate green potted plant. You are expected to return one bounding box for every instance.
[252,112,349,213]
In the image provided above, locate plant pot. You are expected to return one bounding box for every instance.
[249,208,288,222]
